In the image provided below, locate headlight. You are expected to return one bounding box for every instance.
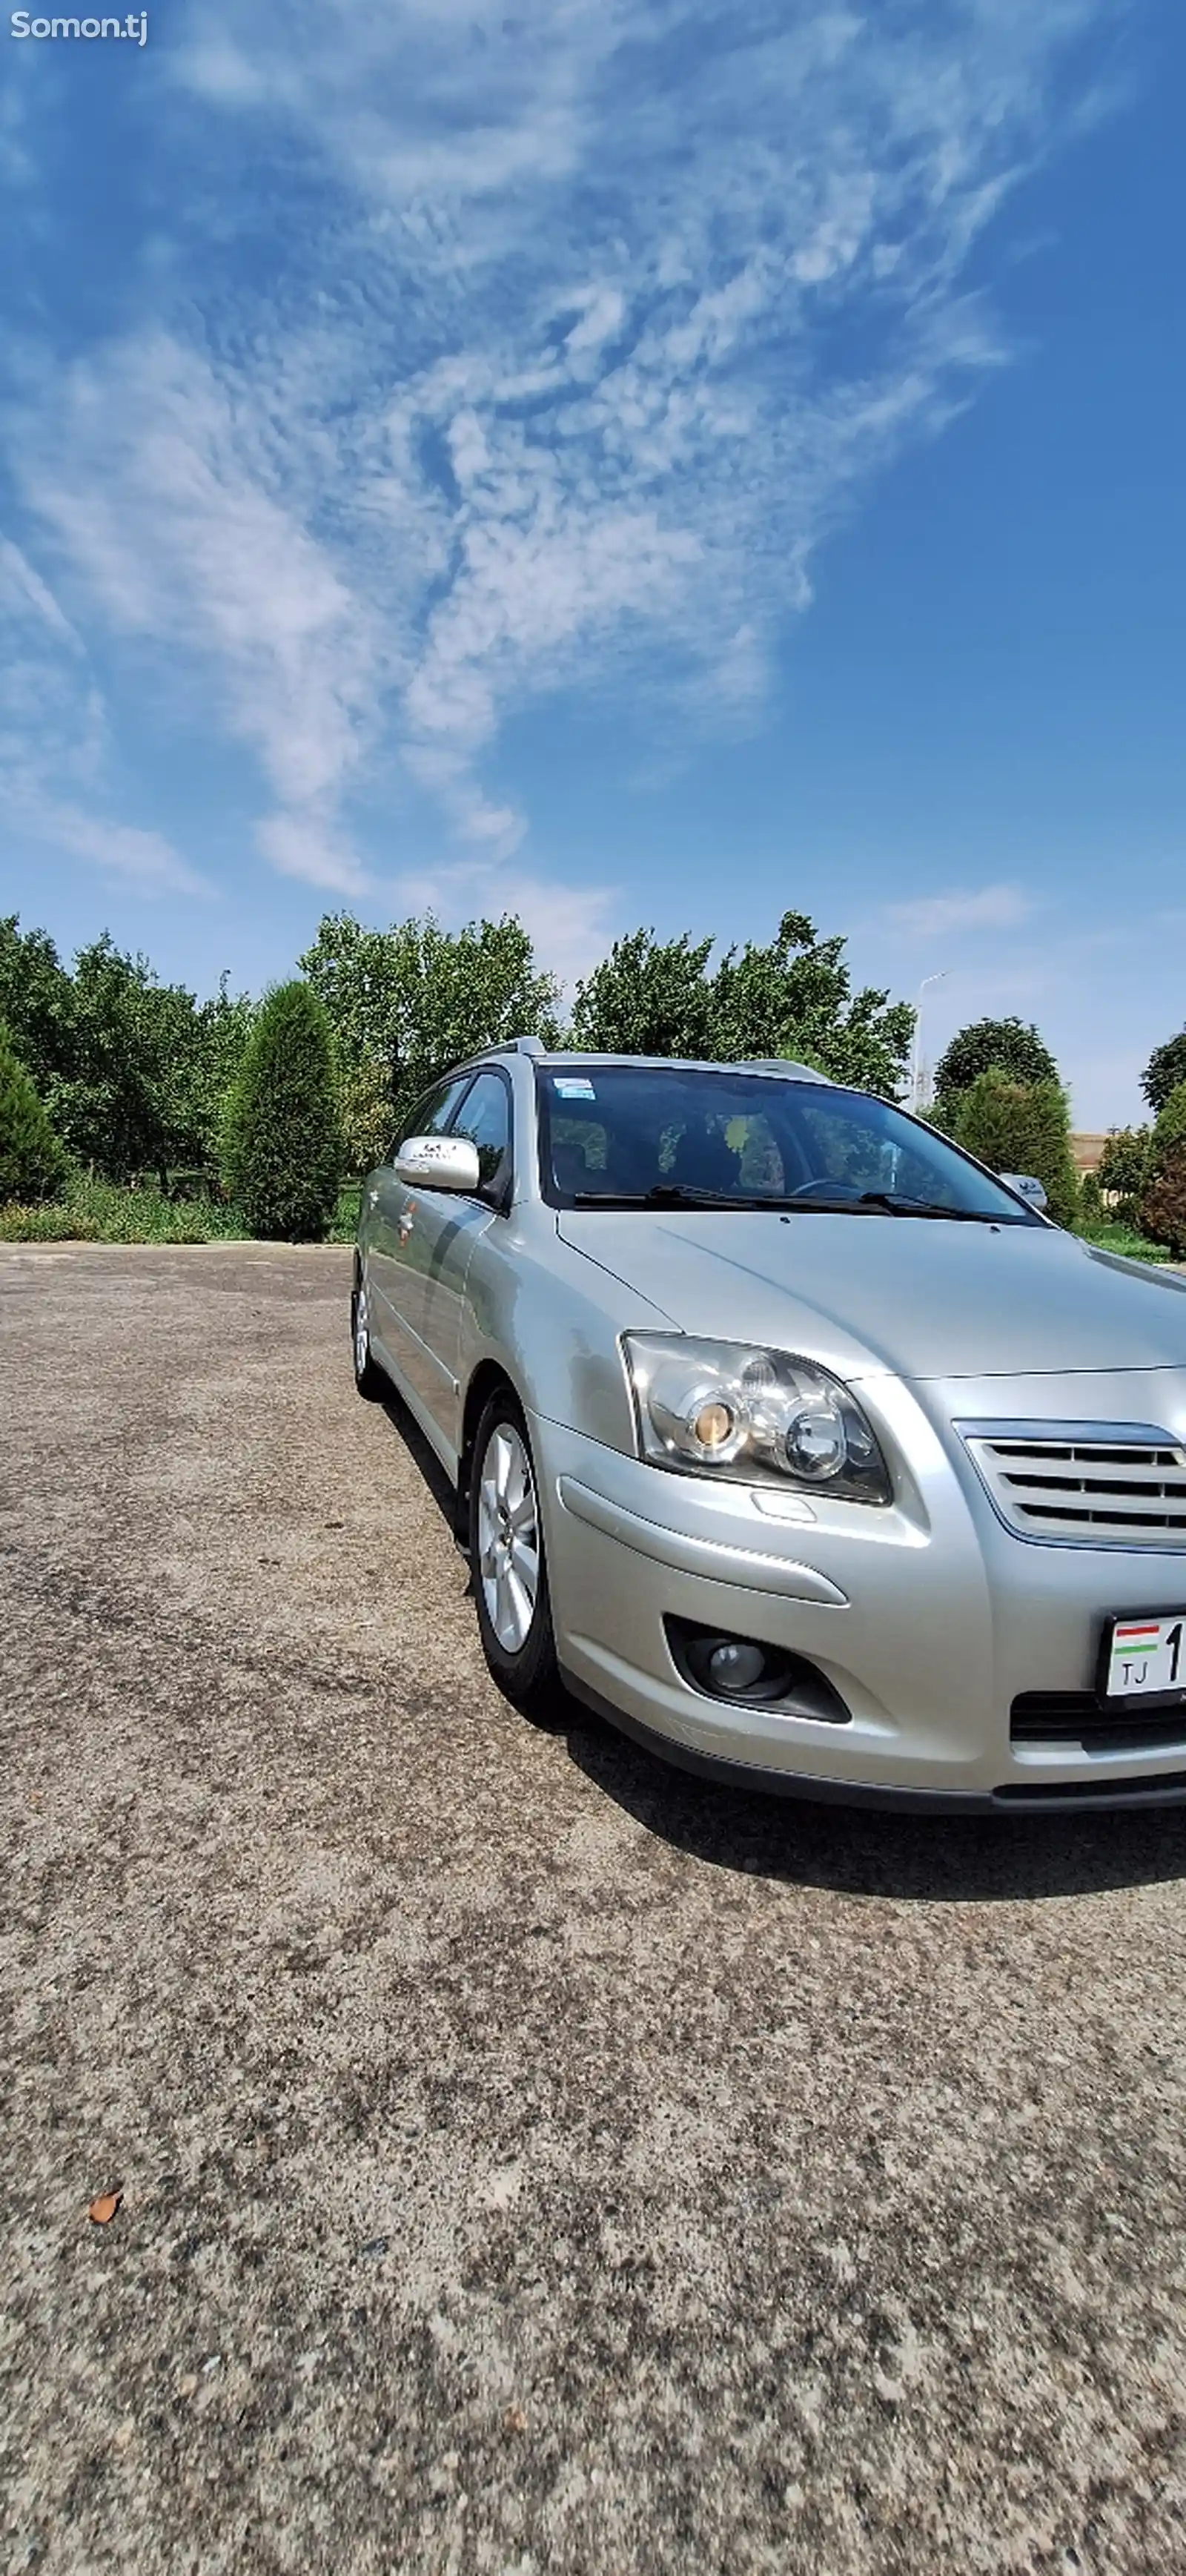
[623,1335,892,1504]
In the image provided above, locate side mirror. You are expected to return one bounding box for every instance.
[394,1134,481,1193]
[999,1171,1048,1212]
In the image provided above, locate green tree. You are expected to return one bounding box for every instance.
[0,920,251,1188]
[709,911,914,1095]
[1096,1126,1150,1206]
[933,1017,1059,1125]
[50,936,208,1188]
[1140,1081,1186,1256]
[1142,1028,1186,1119]
[335,1058,397,1177]
[190,977,257,1175]
[571,928,717,1059]
[0,1021,68,1204]
[222,981,344,1239]
[572,911,914,1097]
[300,911,562,1157]
[0,917,76,1108]
[953,1071,1080,1228]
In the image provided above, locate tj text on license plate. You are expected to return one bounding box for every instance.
[1104,1614,1186,1702]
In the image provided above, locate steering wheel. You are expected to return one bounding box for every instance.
[787,1176,864,1201]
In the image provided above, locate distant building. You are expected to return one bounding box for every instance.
[1071,1134,1108,1174]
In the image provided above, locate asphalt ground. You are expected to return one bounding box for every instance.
[3,1241,1186,2576]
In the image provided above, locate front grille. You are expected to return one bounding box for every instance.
[1011,1690,1186,1751]
[959,1421,1186,1548]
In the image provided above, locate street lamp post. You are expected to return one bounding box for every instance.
[911,971,949,1112]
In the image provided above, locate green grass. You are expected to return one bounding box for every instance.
[0,1178,247,1244]
[0,1172,367,1245]
[1076,1221,1174,1264]
[328,1180,364,1244]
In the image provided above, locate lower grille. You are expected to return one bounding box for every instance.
[995,1771,1186,1804]
[1011,1690,1186,1751]
[958,1419,1186,1548]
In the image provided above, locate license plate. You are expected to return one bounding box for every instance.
[1101,1614,1186,1704]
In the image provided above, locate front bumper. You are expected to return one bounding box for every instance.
[532,1402,1186,1809]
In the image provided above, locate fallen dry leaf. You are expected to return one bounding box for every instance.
[87,2191,122,2225]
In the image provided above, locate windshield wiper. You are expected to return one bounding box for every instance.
[852,1192,1027,1221]
[567,1184,783,1211]
[566,1183,1027,1221]
[779,1190,1024,1221]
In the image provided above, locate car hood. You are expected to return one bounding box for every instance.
[556,1210,1186,1381]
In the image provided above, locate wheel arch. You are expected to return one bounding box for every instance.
[457,1358,526,1540]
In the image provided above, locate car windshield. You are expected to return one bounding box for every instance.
[537,1065,1041,1222]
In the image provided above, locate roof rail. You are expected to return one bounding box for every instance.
[735,1058,833,1083]
[512,1034,546,1056]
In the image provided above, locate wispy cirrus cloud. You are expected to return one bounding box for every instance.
[1,0,1122,928]
[882,882,1038,938]
[0,536,208,897]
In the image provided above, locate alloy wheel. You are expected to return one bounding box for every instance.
[477,1421,540,1654]
[354,1275,371,1380]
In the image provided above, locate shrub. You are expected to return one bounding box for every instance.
[1140,1081,1186,1258]
[0,1203,101,1242]
[1077,1171,1104,1229]
[222,981,344,1241]
[328,1181,365,1245]
[1096,1126,1150,1204]
[953,1071,1080,1228]
[0,1178,243,1244]
[0,1021,68,1203]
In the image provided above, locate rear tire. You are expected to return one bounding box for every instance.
[470,1390,559,1720]
[351,1265,387,1401]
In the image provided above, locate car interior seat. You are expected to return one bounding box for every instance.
[551,1139,590,1195]
[669,1124,743,1195]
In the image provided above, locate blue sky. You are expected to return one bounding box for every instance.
[1,0,1182,1123]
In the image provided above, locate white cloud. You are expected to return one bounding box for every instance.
[0,540,209,896]
[254,811,373,896]
[477,868,617,994]
[882,883,1038,937]
[391,859,615,996]
[9,335,386,891]
[38,805,211,899]
[0,535,80,646]
[4,0,1120,907]
[566,288,628,357]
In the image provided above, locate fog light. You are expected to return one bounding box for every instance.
[667,1617,853,1723]
[707,1639,768,1694]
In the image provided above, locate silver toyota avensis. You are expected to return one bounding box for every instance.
[352,1042,1186,1812]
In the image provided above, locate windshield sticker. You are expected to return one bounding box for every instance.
[554,1077,596,1099]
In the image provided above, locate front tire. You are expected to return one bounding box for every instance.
[470,1391,558,1719]
[351,1266,387,1400]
